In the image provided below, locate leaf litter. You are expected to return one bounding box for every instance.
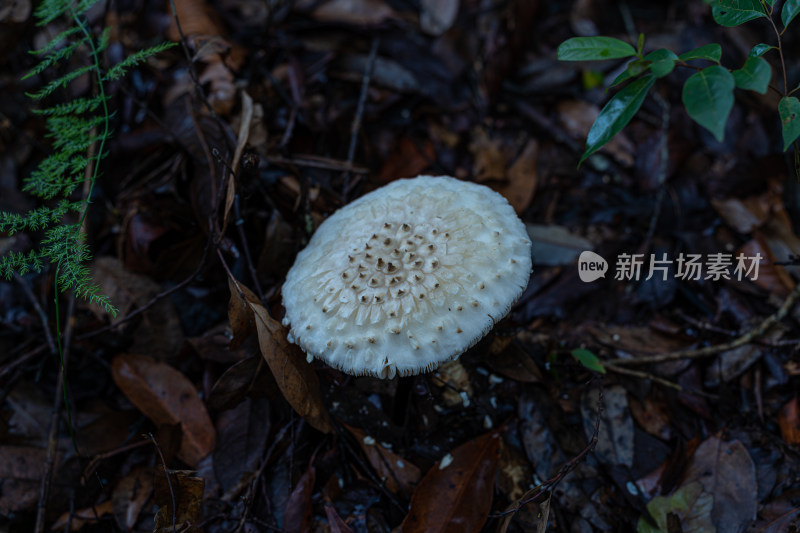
[2,0,800,531]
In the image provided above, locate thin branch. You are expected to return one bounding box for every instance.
[342,37,379,202]
[607,281,800,366]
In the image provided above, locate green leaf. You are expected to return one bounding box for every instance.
[732,56,771,94]
[638,482,715,533]
[678,43,722,62]
[644,49,678,78]
[682,65,735,141]
[712,0,767,26]
[609,59,649,88]
[749,43,773,57]
[779,96,800,151]
[581,74,655,164]
[783,0,800,27]
[571,349,606,374]
[557,37,637,61]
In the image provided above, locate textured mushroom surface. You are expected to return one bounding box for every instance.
[282,175,532,378]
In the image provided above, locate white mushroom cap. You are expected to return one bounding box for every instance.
[281,175,532,379]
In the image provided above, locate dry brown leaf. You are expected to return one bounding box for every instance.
[325,504,354,533]
[484,336,542,383]
[51,500,114,531]
[420,0,459,35]
[113,467,153,531]
[0,445,62,515]
[227,276,258,348]
[90,257,184,358]
[153,470,204,533]
[434,360,473,407]
[344,423,421,494]
[628,395,671,441]
[226,275,332,433]
[111,354,216,467]
[684,435,757,532]
[284,463,315,533]
[500,139,538,213]
[401,431,500,532]
[738,235,792,296]
[470,129,506,182]
[250,302,333,434]
[0,0,31,22]
[377,138,435,184]
[779,396,800,445]
[301,0,400,25]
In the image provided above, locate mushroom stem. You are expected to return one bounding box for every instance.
[391,376,414,426]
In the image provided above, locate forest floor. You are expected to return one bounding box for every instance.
[1,0,800,532]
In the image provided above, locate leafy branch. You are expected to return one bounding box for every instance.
[557,0,800,165]
[0,0,176,314]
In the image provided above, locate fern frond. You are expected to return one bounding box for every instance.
[27,64,94,100]
[0,200,82,234]
[33,95,106,116]
[96,27,111,54]
[24,153,87,199]
[0,250,47,279]
[47,114,107,150]
[103,41,178,82]
[42,224,116,314]
[27,26,83,57]
[24,37,89,80]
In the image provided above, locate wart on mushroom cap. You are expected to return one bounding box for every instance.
[281,175,532,379]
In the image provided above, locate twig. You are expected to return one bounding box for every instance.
[34,292,77,533]
[490,381,605,520]
[76,225,213,341]
[342,37,379,202]
[13,274,56,355]
[640,91,670,255]
[265,154,369,174]
[81,439,151,483]
[604,364,718,399]
[607,282,800,366]
[146,433,177,533]
[167,0,220,118]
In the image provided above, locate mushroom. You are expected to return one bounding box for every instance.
[281,175,532,379]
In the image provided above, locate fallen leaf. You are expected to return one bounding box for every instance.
[638,482,715,533]
[526,225,593,267]
[228,276,256,348]
[344,423,421,494]
[778,396,800,445]
[684,435,757,532]
[581,385,634,467]
[284,462,315,533]
[500,139,538,214]
[113,467,154,531]
[0,445,62,515]
[50,500,115,531]
[301,0,399,25]
[325,504,354,533]
[484,336,543,383]
[377,137,435,184]
[629,395,671,441]
[470,129,506,182]
[227,275,332,433]
[90,257,184,358]
[213,397,270,492]
[153,470,204,533]
[420,0,458,35]
[208,356,272,412]
[401,431,501,532]
[111,354,216,467]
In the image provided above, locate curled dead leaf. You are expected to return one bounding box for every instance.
[111,354,216,467]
